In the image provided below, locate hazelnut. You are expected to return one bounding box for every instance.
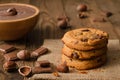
[3,61,18,72]
[18,66,32,77]
[6,8,17,16]
[77,4,87,12]
[56,61,69,73]
[17,50,30,60]
[57,19,68,29]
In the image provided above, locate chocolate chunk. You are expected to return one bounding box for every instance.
[18,66,32,77]
[35,60,50,68]
[32,67,52,74]
[71,52,79,59]
[31,47,48,58]
[3,61,18,72]
[4,50,19,61]
[80,38,88,42]
[57,61,69,73]
[0,44,16,54]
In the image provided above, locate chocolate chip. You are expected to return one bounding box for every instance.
[71,52,79,59]
[80,38,88,42]
[0,44,16,54]
[6,8,17,16]
[56,61,69,73]
[81,29,90,32]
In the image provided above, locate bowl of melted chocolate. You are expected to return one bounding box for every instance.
[0,3,39,40]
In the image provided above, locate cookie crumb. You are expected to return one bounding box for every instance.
[52,72,60,77]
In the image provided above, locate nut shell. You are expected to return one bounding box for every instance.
[17,50,30,60]
[18,66,32,77]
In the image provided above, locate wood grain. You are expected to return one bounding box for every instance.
[0,0,120,80]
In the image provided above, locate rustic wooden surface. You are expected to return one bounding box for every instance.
[0,0,120,80]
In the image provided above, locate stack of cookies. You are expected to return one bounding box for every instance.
[61,28,109,70]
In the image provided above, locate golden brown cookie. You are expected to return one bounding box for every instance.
[62,45,107,60]
[62,54,107,70]
[62,28,109,50]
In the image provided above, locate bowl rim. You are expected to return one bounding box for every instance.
[0,3,40,22]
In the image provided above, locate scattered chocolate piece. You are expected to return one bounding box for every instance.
[78,12,87,19]
[35,60,50,68]
[52,72,60,77]
[57,19,68,29]
[57,61,69,73]
[76,4,87,12]
[71,52,79,59]
[92,17,106,22]
[31,47,48,59]
[0,44,16,54]
[18,66,32,77]
[17,50,30,60]
[102,11,112,17]
[3,61,18,72]
[4,50,19,61]
[6,8,17,16]
[32,67,52,74]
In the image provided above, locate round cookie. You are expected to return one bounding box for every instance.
[62,45,107,59]
[62,54,107,70]
[62,28,109,50]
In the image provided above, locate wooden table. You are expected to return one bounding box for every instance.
[0,0,120,80]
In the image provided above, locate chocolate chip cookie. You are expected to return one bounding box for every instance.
[62,28,109,50]
[62,54,107,70]
[62,45,107,60]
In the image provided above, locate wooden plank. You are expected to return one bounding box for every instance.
[95,0,120,40]
[83,0,118,39]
